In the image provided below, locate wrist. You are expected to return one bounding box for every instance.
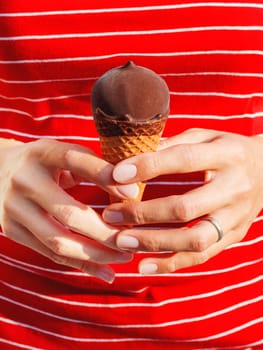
[0,138,23,150]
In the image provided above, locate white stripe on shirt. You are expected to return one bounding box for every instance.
[1,71,263,84]
[1,275,261,308]
[0,128,97,141]
[1,26,263,41]
[0,338,42,350]
[0,93,90,102]
[1,108,262,122]
[1,50,263,65]
[2,92,263,102]
[1,294,261,329]
[0,2,262,17]
[0,316,262,343]
[0,253,262,278]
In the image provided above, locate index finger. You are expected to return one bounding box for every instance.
[31,139,114,185]
[30,139,138,200]
[112,141,225,184]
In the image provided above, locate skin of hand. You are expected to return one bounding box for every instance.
[103,128,263,274]
[0,138,139,283]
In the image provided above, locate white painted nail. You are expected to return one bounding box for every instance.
[139,263,158,275]
[97,268,115,284]
[113,164,137,183]
[117,183,139,199]
[103,210,124,223]
[117,235,139,249]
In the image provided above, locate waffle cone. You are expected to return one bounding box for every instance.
[94,109,167,203]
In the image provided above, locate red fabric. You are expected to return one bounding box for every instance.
[0,1,262,349]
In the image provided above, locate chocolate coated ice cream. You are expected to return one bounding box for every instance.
[91,61,170,124]
[91,62,170,202]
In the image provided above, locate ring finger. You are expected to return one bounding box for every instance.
[116,205,241,253]
[138,221,244,275]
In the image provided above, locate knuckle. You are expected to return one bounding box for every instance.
[127,203,146,225]
[9,173,27,192]
[143,236,161,252]
[167,261,176,273]
[37,138,58,150]
[220,136,247,165]
[61,145,82,168]
[173,196,194,222]
[48,237,65,257]
[31,138,56,157]
[61,148,74,167]
[33,139,71,166]
[56,205,76,228]
[7,168,36,198]
[180,144,197,168]
[144,152,162,177]
[35,138,53,148]
[189,232,210,252]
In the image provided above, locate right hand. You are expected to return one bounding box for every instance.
[0,138,137,283]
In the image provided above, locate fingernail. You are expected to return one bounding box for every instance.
[117,235,139,249]
[103,210,124,223]
[97,268,115,284]
[117,183,139,199]
[116,252,133,263]
[139,263,158,274]
[113,164,137,183]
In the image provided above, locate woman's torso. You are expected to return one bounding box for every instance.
[0,1,262,349]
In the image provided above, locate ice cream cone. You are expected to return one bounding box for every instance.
[94,108,167,203]
[91,61,170,203]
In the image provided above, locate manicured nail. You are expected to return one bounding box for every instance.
[117,235,139,249]
[117,183,139,199]
[116,252,133,263]
[97,268,115,284]
[139,263,158,275]
[113,164,137,183]
[103,210,124,223]
[82,266,115,284]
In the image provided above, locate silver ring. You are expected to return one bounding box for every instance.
[202,216,223,242]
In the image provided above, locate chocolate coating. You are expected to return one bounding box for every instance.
[91,61,170,122]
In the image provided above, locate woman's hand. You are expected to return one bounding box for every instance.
[103,129,263,274]
[0,138,138,283]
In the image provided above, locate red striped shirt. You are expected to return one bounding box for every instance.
[0,1,262,349]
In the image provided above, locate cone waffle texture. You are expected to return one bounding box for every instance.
[99,133,162,164]
[94,110,167,202]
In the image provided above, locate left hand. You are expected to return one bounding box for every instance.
[103,128,263,274]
